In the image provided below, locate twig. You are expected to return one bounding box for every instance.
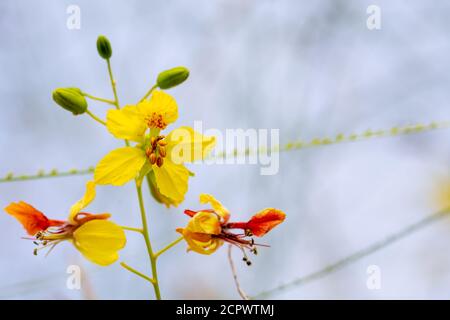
[253,207,450,299]
[228,245,249,300]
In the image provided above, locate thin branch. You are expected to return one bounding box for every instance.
[0,167,94,183]
[228,245,249,300]
[120,262,155,284]
[154,236,184,258]
[1,120,448,183]
[252,207,450,299]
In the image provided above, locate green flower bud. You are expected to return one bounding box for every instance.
[52,88,88,115]
[96,35,112,59]
[156,66,189,89]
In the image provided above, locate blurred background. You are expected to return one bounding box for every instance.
[0,0,449,299]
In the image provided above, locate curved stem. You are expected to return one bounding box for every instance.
[140,84,158,102]
[228,245,249,300]
[85,109,106,126]
[155,236,183,258]
[120,262,155,284]
[83,93,115,105]
[135,182,161,300]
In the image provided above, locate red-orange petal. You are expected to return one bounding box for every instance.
[4,201,64,236]
[245,208,286,237]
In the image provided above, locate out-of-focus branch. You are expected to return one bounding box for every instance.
[253,207,450,299]
[0,167,94,183]
[228,245,249,300]
[1,120,448,183]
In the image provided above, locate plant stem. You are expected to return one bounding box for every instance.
[155,236,184,258]
[227,245,249,300]
[120,262,155,284]
[135,182,161,300]
[86,109,106,126]
[121,226,143,233]
[106,59,120,110]
[140,84,158,102]
[83,93,115,105]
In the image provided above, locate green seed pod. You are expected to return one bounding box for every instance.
[52,87,88,115]
[156,66,190,89]
[96,35,112,59]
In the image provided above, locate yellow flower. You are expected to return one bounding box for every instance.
[94,90,215,206]
[4,181,126,266]
[177,194,286,262]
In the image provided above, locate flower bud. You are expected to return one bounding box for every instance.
[52,88,87,115]
[96,35,112,59]
[156,66,189,89]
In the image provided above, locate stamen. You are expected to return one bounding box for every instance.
[146,113,167,129]
[156,156,164,167]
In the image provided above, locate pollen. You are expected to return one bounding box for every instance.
[146,112,167,130]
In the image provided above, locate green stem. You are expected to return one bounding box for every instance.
[155,236,184,258]
[140,84,158,102]
[83,93,115,105]
[85,109,106,126]
[121,226,143,233]
[120,262,155,284]
[106,59,120,110]
[135,182,161,300]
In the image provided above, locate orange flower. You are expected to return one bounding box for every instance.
[4,181,126,266]
[177,194,285,264]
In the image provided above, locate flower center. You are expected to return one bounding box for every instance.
[145,135,168,167]
[145,112,167,130]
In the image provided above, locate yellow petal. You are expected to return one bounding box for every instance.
[138,90,178,130]
[166,127,216,164]
[94,147,147,186]
[106,105,147,143]
[177,228,223,255]
[69,181,96,224]
[153,159,189,205]
[186,211,221,235]
[73,220,126,266]
[199,194,230,222]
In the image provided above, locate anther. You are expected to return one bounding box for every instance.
[158,140,167,146]
[246,260,252,266]
[159,146,166,158]
[156,156,164,167]
[33,248,38,256]
[149,153,157,165]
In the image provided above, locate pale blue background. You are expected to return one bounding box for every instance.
[0,0,449,299]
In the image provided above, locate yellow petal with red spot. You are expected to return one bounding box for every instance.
[106,105,147,143]
[166,126,216,164]
[153,158,189,205]
[94,147,147,186]
[199,194,230,222]
[73,219,126,266]
[138,90,178,130]
[69,180,96,224]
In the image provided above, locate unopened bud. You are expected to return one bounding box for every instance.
[96,35,112,59]
[52,88,87,115]
[156,66,189,89]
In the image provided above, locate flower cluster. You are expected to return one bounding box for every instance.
[3,35,286,298]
